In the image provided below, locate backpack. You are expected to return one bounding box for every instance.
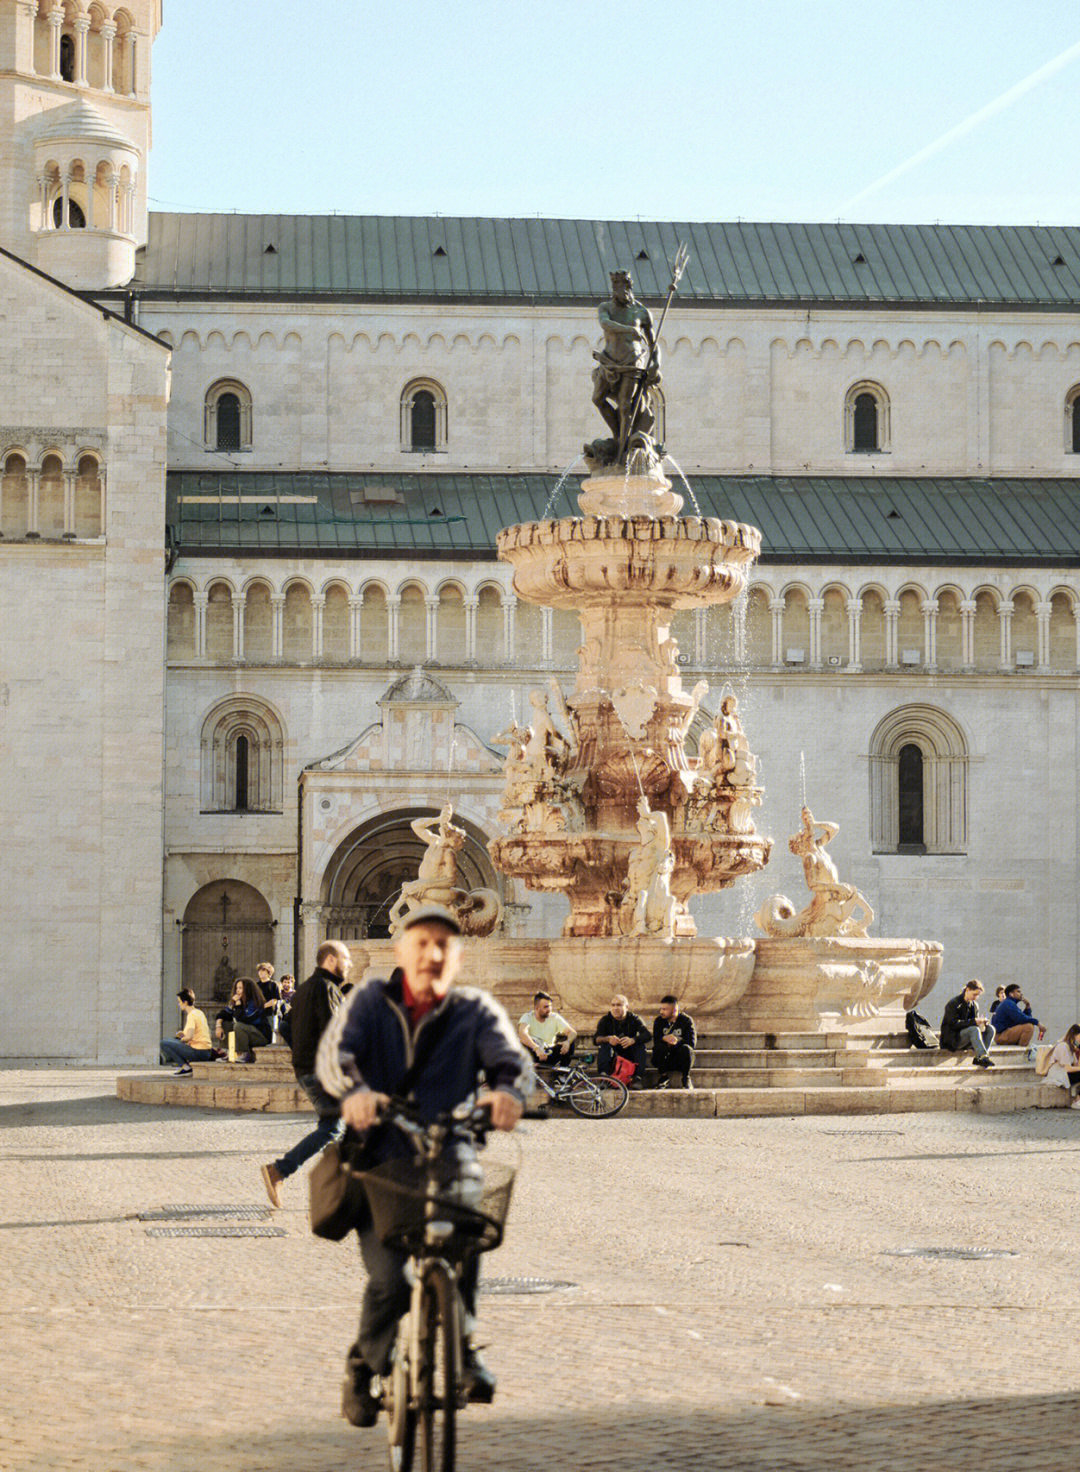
[905,1010,938,1049]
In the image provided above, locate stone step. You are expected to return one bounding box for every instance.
[117,1072,1072,1118]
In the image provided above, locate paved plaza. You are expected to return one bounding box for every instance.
[2,1068,1078,1472]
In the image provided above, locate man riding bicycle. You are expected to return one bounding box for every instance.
[315,904,534,1429]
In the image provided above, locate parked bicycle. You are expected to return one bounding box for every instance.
[533,1056,628,1117]
[358,1097,519,1472]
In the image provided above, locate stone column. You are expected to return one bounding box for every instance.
[100,21,116,91]
[541,606,553,663]
[269,594,285,660]
[128,31,138,94]
[807,596,824,670]
[122,181,136,236]
[98,467,106,534]
[922,599,939,673]
[463,595,478,664]
[387,594,401,663]
[193,592,208,659]
[998,600,1014,672]
[846,597,862,672]
[502,596,516,666]
[1036,600,1053,670]
[425,596,439,663]
[47,5,63,80]
[62,470,76,537]
[85,169,96,229]
[25,469,39,537]
[59,171,71,230]
[15,0,37,75]
[231,593,245,662]
[883,598,901,668]
[769,596,784,666]
[37,174,50,231]
[310,594,325,661]
[106,172,119,232]
[959,599,976,671]
[73,13,89,85]
[347,595,363,661]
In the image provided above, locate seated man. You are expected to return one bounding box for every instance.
[991,984,1046,1049]
[594,994,649,1086]
[940,978,996,1068]
[519,990,577,1068]
[652,995,696,1089]
[159,988,214,1075]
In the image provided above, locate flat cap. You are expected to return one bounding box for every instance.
[399,904,462,935]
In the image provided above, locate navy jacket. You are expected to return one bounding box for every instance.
[315,971,533,1164]
[991,997,1039,1032]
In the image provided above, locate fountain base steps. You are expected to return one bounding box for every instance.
[115,1042,1070,1117]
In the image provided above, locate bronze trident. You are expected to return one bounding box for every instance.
[617,241,690,464]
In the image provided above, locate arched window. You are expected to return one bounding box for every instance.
[897,744,924,851]
[52,196,86,229]
[234,734,250,811]
[401,379,447,453]
[59,33,75,82]
[845,382,890,454]
[870,705,968,854]
[204,380,252,452]
[200,695,285,813]
[1066,387,1080,454]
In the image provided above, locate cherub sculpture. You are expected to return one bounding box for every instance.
[388,802,501,937]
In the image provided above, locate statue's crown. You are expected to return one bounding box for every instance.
[610,269,632,287]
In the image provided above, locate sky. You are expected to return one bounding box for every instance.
[149,0,1080,225]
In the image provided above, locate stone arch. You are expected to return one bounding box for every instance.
[200,694,285,813]
[845,379,890,453]
[869,704,968,854]
[319,806,501,940]
[204,378,252,452]
[167,579,196,660]
[1,451,29,538]
[181,879,274,1008]
[401,377,447,453]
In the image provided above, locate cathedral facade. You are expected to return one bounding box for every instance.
[3,2,1080,1059]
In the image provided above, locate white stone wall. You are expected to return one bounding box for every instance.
[145,300,1080,478]
[0,250,168,1060]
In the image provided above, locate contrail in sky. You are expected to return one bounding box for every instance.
[838,38,1080,215]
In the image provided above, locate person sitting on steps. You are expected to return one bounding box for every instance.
[214,976,273,1062]
[518,991,577,1070]
[158,989,214,1075]
[652,996,696,1089]
[991,984,1046,1050]
[594,994,649,1087]
[939,978,996,1068]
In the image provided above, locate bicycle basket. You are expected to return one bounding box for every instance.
[360,1157,516,1256]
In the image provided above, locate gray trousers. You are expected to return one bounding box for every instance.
[957,1023,996,1058]
[354,1225,479,1375]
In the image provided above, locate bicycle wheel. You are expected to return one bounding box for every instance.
[567,1074,628,1117]
[385,1336,416,1472]
[417,1263,458,1472]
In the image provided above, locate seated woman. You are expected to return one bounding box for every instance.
[1042,1025,1080,1106]
[214,976,272,1062]
[159,989,214,1076]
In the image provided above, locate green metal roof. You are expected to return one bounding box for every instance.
[167,472,1080,565]
[132,214,1080,307]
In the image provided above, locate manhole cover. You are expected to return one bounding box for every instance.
[138,1204,272,1221]
[480,1277,577,1295]
[145,1225,286,1238]
[882,1247,1019,1261]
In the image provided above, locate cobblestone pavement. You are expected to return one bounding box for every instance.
[2,1068,1079,1471]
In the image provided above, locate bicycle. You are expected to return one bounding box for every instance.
[358,1098,519,1472]
[532,1055,628,1117]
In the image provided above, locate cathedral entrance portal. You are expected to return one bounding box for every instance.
[320,809,500,941]
[181,880,274,1007]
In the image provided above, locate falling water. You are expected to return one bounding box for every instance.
[540,455,585,519]
[662,454,702,516]
[446,728,458,803]
[799,750,807,809]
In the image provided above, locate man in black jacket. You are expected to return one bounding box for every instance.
[652,995,696,1089]
[260,939,353,1207]
[940,978,996,1068]
[595,994,649,1085]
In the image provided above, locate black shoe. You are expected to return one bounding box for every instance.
[973,1055,993,1069]
[655,1074,669,1090]
[682,1076,693,1090]
[461,1344,496,1404]
[342,1354,379,1427]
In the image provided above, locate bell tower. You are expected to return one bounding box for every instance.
[0,1,162,288]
